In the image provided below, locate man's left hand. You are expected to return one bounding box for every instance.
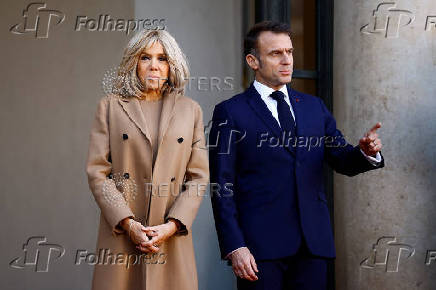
[359,122,383,157]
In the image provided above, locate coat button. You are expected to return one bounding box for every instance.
[123,133,128,140]
[171,177,175,182]
[124,173,129,179]
[177,137,184,143]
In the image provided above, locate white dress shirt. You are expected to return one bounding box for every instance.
[253,80,296,125]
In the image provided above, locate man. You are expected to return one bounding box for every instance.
[209,21,384,290]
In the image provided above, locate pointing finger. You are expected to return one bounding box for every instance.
[368,122,382,134]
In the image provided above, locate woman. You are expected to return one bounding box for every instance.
[86,29,209,290]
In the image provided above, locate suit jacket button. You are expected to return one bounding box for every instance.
[124,173,129,179]
[177,137,184,143]
[123,133,128,140]
[171,177,175,182]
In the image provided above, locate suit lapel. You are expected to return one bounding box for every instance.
[246,84,296,156]
[287,85,302,135]
[287,85,308,158]
[118,97,152,145]
[246,84,283,138]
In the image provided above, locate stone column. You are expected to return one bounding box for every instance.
[333,1,436,289]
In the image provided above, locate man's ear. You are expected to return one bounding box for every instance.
[246,54,259,71]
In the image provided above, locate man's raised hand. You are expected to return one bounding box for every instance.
[359,122,383,157]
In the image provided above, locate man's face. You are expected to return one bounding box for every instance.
[248,31,293,90]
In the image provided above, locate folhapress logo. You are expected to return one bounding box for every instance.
[360,2,415,38]
[9,236,65,272]
[10,2,65,39]
[360,236,415,272]
[10,2,166,39]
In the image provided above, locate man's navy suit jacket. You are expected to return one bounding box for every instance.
[209,83,384,261]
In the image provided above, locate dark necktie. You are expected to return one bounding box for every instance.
[270,90,296,138]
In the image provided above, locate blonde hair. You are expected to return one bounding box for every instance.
[113,29,189,98]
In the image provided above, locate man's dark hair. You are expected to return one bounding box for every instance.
[244,21,291,57]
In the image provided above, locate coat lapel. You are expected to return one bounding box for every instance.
[153,91,178,178]
[119,92,178,179]
[118,91,179,148]
[157,91,178,148]
[118,97,152,144]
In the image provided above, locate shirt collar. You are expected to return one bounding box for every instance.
[253,80,289,102]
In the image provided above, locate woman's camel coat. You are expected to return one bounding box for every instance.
[86,92,209,290]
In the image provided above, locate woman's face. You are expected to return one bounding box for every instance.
[137,41,170,93]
